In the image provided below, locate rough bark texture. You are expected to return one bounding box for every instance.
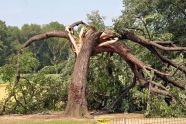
[65,29,101,118]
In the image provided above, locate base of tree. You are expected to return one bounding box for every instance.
[65,103,93,118]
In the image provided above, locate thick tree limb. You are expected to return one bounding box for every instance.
[21,31,68,49]
[118,30,186,74]
[69,20,88,28]
[106,42,169,76]
[94,41,185,90]
[120,31,186,51]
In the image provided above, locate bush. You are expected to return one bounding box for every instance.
[0,50,72,114]
[1,73,68,114]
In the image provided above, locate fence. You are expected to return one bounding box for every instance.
[96,118,186,124]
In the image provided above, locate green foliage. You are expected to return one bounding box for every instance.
[0,20,8,66]
[87,10,106,30]
[0,64,15,83]
[21,24,42,41]
[113,0,186,117]
[0,48,73,114]
[115,0,186,44]
[19,49,40,72]
[3,71,69,114]
[87,53,133,112]
[149,95,186,117]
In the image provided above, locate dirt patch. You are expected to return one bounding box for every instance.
[0,112,185,124]
[94,113,144,119]
[0,112,142,121]
[0,112,143,120]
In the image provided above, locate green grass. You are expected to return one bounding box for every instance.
[1,120,96,124]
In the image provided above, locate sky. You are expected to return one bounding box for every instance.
[0,0,123,28]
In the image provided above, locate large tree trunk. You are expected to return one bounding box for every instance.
[65,29,100,118]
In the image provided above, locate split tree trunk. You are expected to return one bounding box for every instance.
[65,29,101,118]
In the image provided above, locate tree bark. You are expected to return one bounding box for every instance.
[65,29,101,118]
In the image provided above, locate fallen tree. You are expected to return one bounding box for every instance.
[1,21,186,118]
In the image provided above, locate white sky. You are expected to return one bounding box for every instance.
[0,0,123,27]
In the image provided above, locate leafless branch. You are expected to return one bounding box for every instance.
[69,20,88,28]
[149,41,186,51]
[21,31,68,49]
[154,41,176,46]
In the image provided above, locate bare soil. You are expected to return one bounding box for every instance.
[0,112,144,120]
[0,112,185,124]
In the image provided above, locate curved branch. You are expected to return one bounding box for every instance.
[69,20,88,28]
[21,31,69,49]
